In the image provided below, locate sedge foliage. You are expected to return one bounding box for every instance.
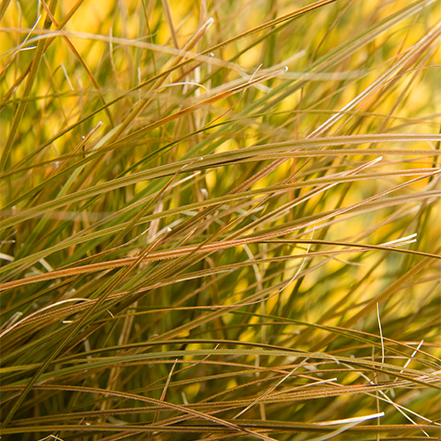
[0,0,440,440]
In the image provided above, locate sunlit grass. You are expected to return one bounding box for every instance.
[1,0,440,440]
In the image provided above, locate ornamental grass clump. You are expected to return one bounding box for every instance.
[0,0,440,439]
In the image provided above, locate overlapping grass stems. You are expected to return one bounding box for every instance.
[0,0,440,439]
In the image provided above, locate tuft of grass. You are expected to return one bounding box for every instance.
[1,0,440,440]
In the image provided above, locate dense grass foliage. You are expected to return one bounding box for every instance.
[1,0,440,439]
